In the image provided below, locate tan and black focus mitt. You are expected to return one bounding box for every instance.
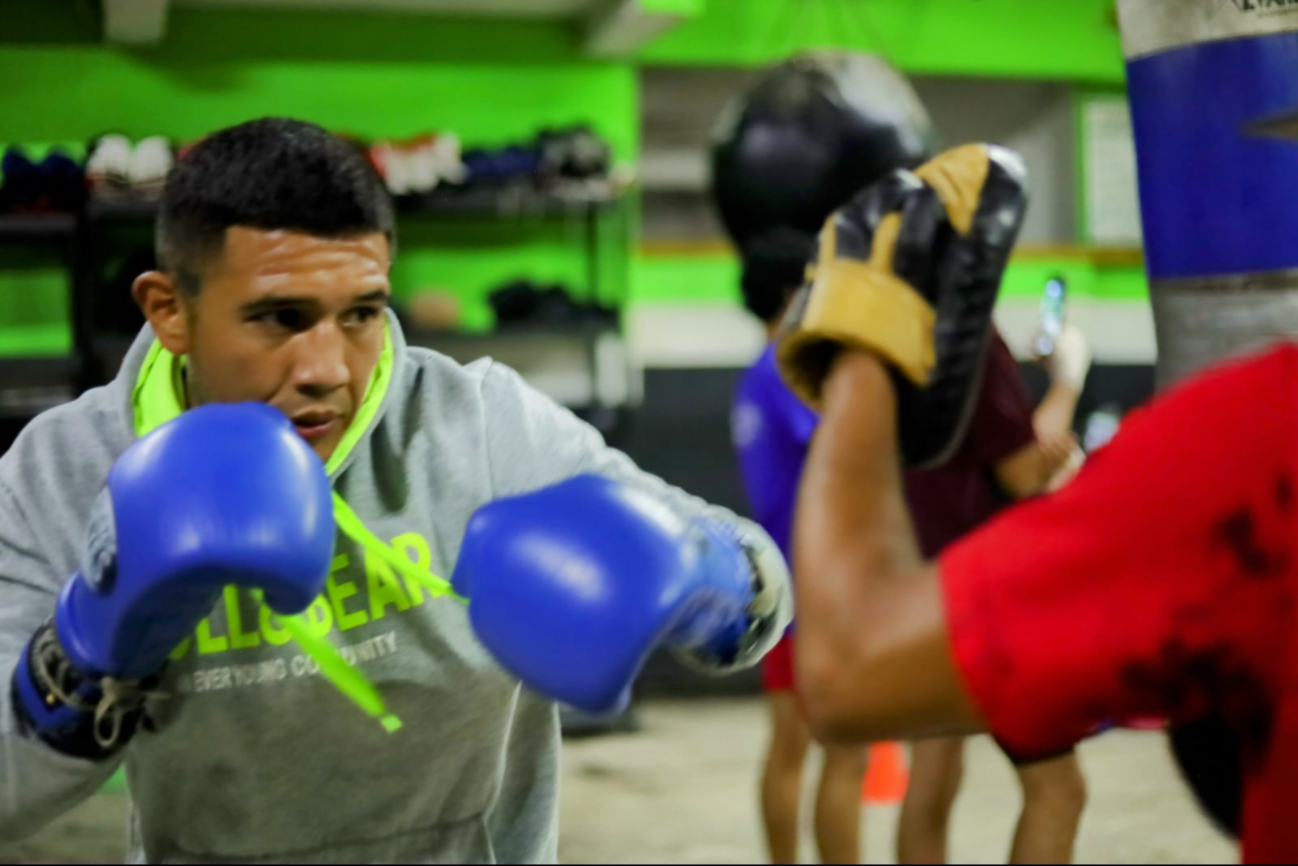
[775,143,1028,468]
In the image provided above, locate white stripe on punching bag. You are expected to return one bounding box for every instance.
[1118,0,1298,60]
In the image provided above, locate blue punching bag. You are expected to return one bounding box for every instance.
[1117,0,1298,387]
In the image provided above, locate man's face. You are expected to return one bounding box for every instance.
[171,227,391,462]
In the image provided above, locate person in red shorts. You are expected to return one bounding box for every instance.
[732,300,868,865]
[776,142,1292,864]
[718,52,931,864]
[718,52,1090,865]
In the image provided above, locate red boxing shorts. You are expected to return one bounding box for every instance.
[940,342,1298,863]
[762,634,796,693]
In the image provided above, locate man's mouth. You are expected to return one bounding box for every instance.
[290,410,342,441]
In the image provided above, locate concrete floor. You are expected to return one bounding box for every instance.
[558,699,1236,864]
[0,697,1237,864]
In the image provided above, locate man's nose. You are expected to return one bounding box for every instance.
[290,323,350,396]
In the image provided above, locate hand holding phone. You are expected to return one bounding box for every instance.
[1036,275,1067,357]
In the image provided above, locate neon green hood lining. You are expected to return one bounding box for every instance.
[131,323,465,733]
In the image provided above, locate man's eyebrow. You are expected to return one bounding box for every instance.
[238,289,390,314]
[238,294,317,315]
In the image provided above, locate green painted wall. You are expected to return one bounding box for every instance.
[1,1,1141,357]
[0,6,639,153]
[0,255,70,355]
[639,0,1124,84]
[0,3,639,353]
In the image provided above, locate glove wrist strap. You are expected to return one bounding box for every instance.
[673,523,784,671]
[735,535,783,659]
[13,621,154,759]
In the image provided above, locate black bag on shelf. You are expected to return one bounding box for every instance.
[488,279,617,329]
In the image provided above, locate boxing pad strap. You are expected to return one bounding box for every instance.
[778,212,937,407]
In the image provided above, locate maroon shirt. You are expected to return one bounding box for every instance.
[903,330,1037,557]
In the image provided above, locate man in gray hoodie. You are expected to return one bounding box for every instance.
[0,118,791,863]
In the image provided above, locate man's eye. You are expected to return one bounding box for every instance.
[259,309,305,330]
[346,307,381,326]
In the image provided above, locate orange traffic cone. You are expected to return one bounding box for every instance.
[862,741,910,805]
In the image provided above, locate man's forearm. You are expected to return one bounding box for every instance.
[793,351,981,742]
[795,352,921,587]
[1033,382,1081,442]
[0,694,122,841]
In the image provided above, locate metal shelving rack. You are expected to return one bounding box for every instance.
[0,185,638,441]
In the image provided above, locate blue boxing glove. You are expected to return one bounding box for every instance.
[452,474,770,714]
[12,403,334,756]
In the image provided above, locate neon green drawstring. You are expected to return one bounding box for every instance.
[250,588,404,733]
[305,494,464,732]
[246,500,464,737]
[131,322,464,735]
[331,493,466,605]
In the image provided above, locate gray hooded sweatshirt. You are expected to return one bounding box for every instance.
[0,315,791,863]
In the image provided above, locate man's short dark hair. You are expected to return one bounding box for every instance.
[158,117,395,294]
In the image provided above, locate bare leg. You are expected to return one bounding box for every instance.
[814,745,868,864]
[1009,750,1086,864]
[762,691,812,864]
[897,737,965,864]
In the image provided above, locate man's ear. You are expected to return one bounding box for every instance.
[133,271,189,356]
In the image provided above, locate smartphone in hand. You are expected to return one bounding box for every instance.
[1035,275,1067,357]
